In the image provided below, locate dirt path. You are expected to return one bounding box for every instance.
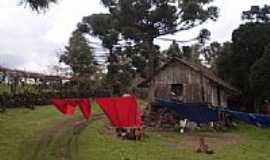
[19,114,104,160]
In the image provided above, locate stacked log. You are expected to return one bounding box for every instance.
[142,102,232,132]
[142,103,179,130]
[116,127,144,141]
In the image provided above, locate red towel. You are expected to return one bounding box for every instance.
[52,98,92,120]
[96,96,142,128]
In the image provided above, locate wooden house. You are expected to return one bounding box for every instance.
[139,58,240,107]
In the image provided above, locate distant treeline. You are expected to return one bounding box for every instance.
[0,83,143,113]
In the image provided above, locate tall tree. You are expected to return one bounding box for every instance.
[202,42,222,69]
[182,44,201,64]
[218,23,270,111]
[98,0,218,77]
[212,5,270,111]
[230,22,270,95]
[59,29,98,97]
[212,42,234,80]
[250,45,270,110]
[60,30,97,77]
[76,0,218,94]
[79,14,121,78]
[79,14,129,95]
[166,40,182,58]
[163,42,201,64]
[242,5,270,23]
[79,14,120,53]
[104,46,136,95]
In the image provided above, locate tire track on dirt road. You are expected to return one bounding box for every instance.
[19,114,104,160]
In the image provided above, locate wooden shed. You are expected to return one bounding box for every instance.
[139,58,240,107]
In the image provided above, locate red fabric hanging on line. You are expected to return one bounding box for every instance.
[96,96,142,128]
[77,99,92,120]
[52,99,77,115]
[51,98,92,120]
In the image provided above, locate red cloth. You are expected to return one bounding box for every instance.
[51,99,77,115]
[51,98,92,120]
[96,96,142,128]
[77,99,92,120]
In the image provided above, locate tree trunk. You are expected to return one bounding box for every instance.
[145,37,155,79]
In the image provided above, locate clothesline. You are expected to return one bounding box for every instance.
[52,96,142,128]
[52,98,92,120]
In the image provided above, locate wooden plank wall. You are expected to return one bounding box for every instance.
[148,62,228,107]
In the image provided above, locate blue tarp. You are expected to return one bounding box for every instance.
[156,98,270,128]
[156,98,219,123]
[224,110,270,128]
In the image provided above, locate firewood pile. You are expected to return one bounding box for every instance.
[142,103,180,130]
[142,103,232,132]
[116,127,144,141]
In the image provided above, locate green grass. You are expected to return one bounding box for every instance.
[78,106,270,160]
[0,84,10,93]
[1,105,270,160]
[0,106,67,160]
[77,119,270,160]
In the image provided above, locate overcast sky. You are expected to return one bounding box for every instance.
[0,0,268,73]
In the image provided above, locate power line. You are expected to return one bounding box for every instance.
[156,37,197,43]
[88,40,102,45]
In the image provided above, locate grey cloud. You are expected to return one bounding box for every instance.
[0,53,29,68]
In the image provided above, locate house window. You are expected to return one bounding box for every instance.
[171,84,184,101]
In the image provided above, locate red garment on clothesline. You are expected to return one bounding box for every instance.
[77,99,92,120]
[96,96,142,128]
[51,98,92,120]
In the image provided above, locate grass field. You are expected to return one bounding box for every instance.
[0,84,10,93]
[1,105,270,160]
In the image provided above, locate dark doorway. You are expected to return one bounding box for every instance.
[171,84,184,97]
